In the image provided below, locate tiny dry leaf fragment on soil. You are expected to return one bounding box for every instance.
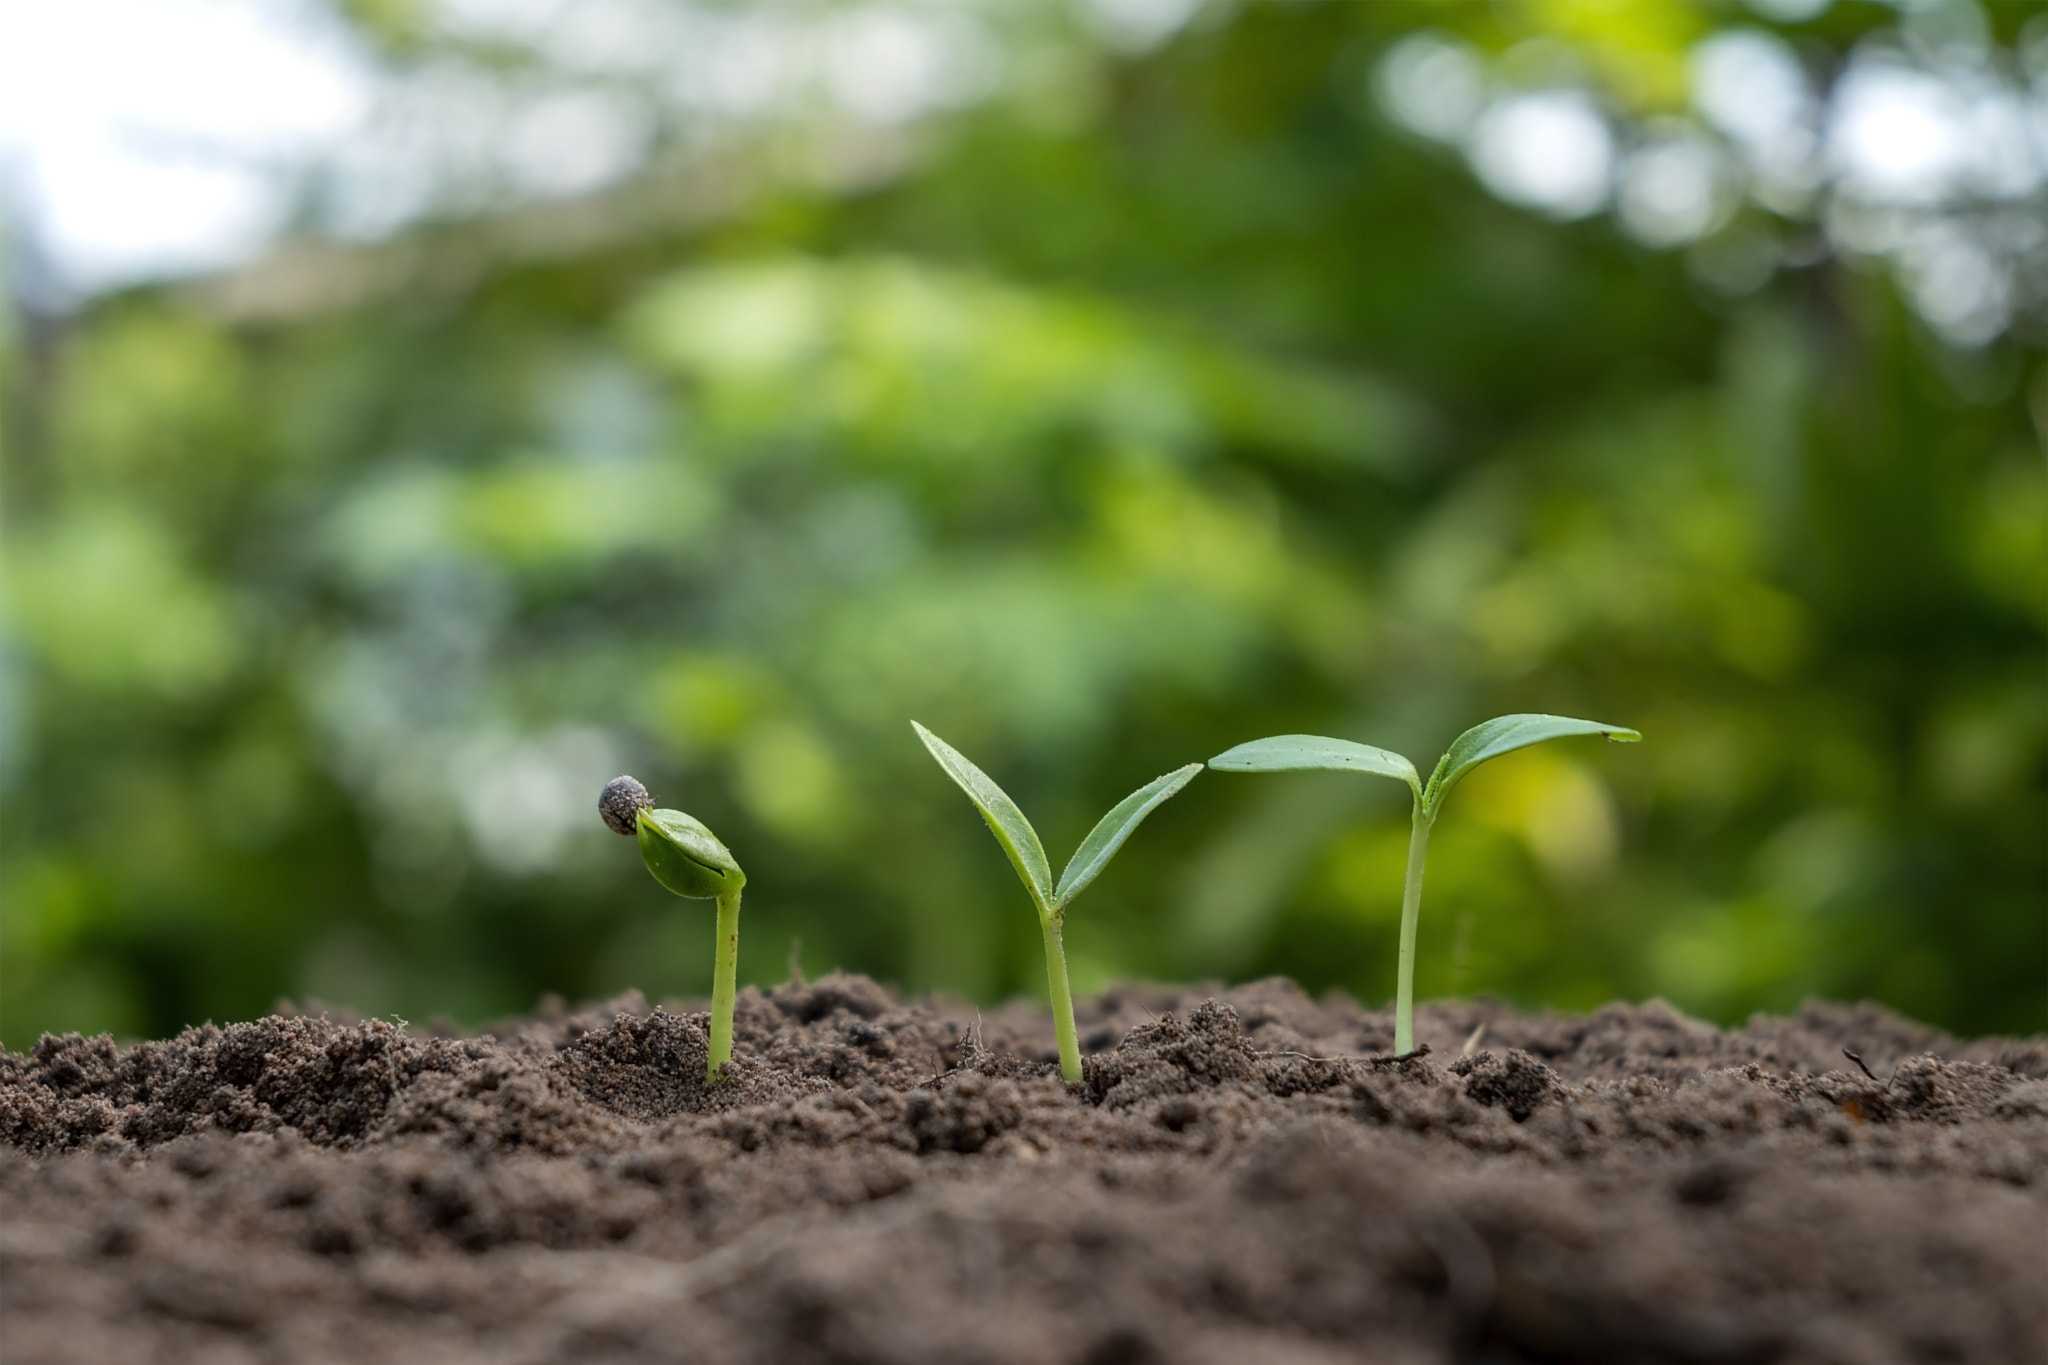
[3,978,2044,1365]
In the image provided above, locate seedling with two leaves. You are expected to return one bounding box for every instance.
[1210,714,1641,1055]
[915,721,1201,1084]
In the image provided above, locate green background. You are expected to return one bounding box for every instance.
[3,0,2044,1048]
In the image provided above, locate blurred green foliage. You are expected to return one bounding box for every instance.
[3,0,2044,1048]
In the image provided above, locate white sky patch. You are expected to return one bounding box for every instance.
[818,8,1003,125]
[0,0,371,290]
[1897,222,2010,349]
[432,0,564,44]
[0,0,2041,354]
[1467,90,1614,221]
[552,0,684,77]
[1692,30,1815,153]
[321,62,498,241]
[1827,55,1976,206]
[1081,0,1201,56]
[1951,77,2045,200]
[1375,32,1488,144]
[1618,133,1732,248]
[668,10,799,119]
[504,89,655,199]
[1691,29,1823,212]
[1372,17,2045,349]
[0,0,1011,295]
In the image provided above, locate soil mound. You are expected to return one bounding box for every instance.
[4,977,2043,1364]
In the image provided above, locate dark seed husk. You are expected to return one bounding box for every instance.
[599,775,653,836]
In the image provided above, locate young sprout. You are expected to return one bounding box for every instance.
[600,775,747,1085]
[914,722,1201,1084]
[1210,715,1641,1055]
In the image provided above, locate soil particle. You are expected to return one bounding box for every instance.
[1448,1049,1567,1122]
[3,975,2043,1364]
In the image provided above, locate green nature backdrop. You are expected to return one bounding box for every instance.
[3,0,2044,1048]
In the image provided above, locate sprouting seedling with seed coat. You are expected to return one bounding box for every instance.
[600,776,747,1085]
[1209,714,1641,1055]
[914,722,1201,1084]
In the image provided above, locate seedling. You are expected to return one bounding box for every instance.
[600,775,747,1085]
[1210,714,1640,1054]
[914,722,1201,1083]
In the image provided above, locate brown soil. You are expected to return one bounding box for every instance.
[4,976,2045,1365]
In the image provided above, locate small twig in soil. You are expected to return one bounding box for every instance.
[786,936,804,988]
[1461,1023,1486,1057]
[1843,1048,1879,1083]
[378,1023,404,1094]
[924,1012,985,1087]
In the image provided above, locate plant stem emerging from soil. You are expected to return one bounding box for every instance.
[1210,715,1639,1060]
[1395,809,1435,1056]
[600,776,749,1087]
[913,722,1201,1086]
[710,888,742,1084]
[1040,914,1082,1082]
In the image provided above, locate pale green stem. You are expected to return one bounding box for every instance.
[1040,913,1083,1084]
[1394,806,1434,1055]
[707,887,742,1086]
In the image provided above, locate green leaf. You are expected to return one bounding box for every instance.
[913,721,1055,914]
[1424,714,1641,816]
[1055,763,1203,908]
[1208,734,1422,801]
[637,807,746,899]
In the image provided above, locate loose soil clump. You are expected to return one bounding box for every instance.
[4,977,2044,1364]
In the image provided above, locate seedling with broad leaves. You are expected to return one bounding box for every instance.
[915,721,1201,1083]
[1210,714,1641,1055]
